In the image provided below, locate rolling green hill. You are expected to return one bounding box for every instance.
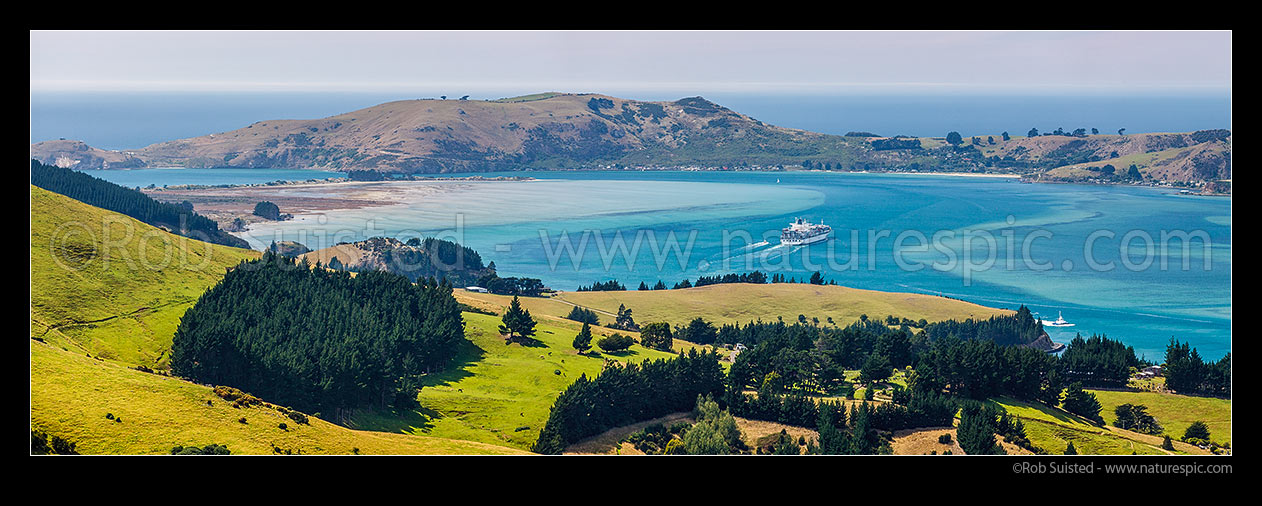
[988,396,1214,455]
[350,310,685,450]
[30,185,258,368]
[1088,389,1231,446]
[32,189,1227,454]
[30,186,525,454]
[30,343,527,455]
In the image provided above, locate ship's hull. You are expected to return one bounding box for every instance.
[781,232,830,246]
[1041,321,1075,327]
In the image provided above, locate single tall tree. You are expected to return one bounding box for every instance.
[1183,420,1211,442]
[614,304,638,331]
[572,322,593,354]
[958,403,1004,455]
[499,296,537,343]
[1062,382,1104,425]
[639,322,673,351]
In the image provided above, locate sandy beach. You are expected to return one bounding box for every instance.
[144,180,487,228]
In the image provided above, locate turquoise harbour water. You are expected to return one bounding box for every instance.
[94,168,1230,361]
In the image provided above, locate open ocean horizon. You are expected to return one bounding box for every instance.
[30,91,1232,150]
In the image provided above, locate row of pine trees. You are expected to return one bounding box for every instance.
[30,160,248,248]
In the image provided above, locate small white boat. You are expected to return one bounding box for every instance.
[1040,311,1075,327]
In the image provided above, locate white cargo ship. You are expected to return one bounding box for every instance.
[780,217,832,246]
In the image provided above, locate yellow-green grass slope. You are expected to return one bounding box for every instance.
[1089,389,1231,446]
[989,397,1211,455]
[351,308,685,451]
[31,343,526,455]
[30,185,259,368]
[546,283,1010,327]
[31,187,523,454]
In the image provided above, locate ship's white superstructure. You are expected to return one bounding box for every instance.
[1040,311,1075,327]
[780,217,832,246]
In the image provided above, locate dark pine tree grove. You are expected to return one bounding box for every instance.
[170,251,465,419]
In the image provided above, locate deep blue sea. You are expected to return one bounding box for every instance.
[30,92,1232,150]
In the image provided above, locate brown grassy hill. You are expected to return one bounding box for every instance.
[990,130,1231,182]
[111,93,860,172]
[29,93,1230,185]
[29,139,147,170]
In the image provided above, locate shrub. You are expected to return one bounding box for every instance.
[1183,421,1211,442]
[31,430,79,455]
[287,410,310,425]
[253,201,282,220]
[1184,437,1209,448]
[214,386,263,408]
[938,433,952,444]
[597,333,634,353]
[171,444,231,455]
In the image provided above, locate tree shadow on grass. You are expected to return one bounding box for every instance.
[503,335,548,348]
[347,404,443,434]
[422,338,486,389]
[991,397,1098,428]
[345,340,488,435]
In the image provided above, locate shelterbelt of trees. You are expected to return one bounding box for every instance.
[585,271,838,293]
[533,302,1229,454]
[30,160,248,248]
[171,252,465,421]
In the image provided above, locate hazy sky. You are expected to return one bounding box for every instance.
[30,31,1231,96]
